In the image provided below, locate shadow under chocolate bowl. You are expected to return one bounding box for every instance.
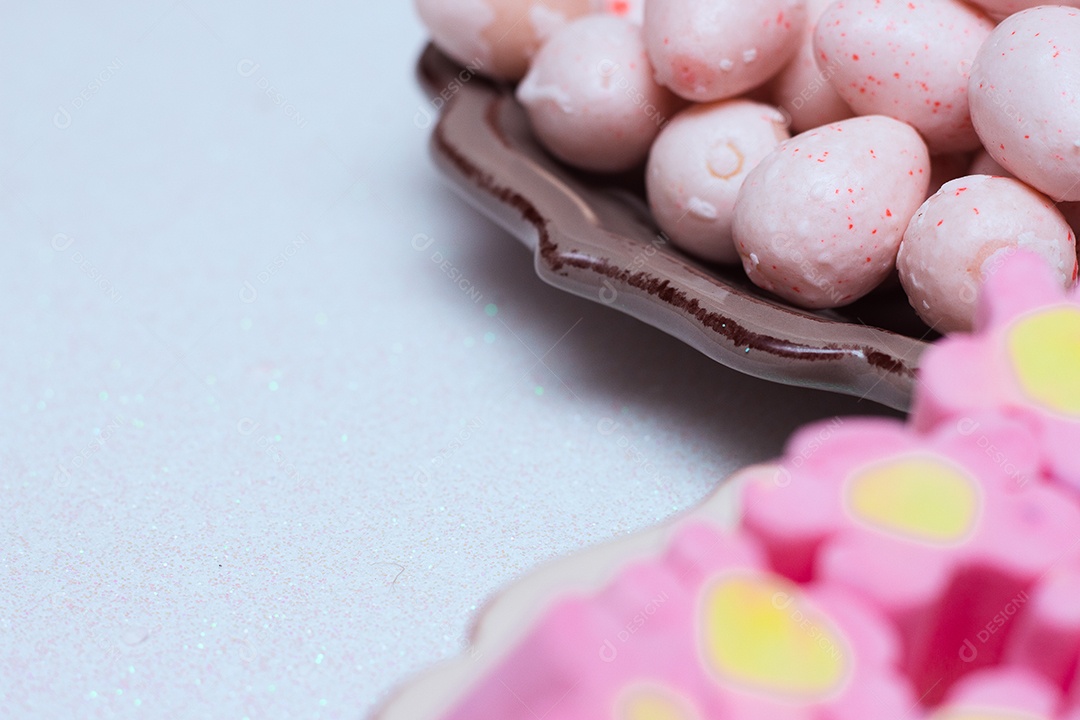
[415,44,936,412]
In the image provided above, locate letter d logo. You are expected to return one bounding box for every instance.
[54,106,72,129]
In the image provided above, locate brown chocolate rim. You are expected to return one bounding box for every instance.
[416,45,931,411]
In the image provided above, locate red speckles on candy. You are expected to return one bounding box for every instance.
[955,187,967,195]
[866,257,872,263]
[608,0,630,15]
[853,54,860,61]
[886,208,893,217]
[672,56,708,88]
[937,219,944,226]
[974,208,980,214]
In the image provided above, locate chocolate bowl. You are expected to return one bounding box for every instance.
[415,44,933,411]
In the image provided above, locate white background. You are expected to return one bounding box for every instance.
[0,3,895,718]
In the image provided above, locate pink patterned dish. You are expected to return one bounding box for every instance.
[374,250,1080,720]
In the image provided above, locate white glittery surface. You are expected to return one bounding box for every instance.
[0,3,897,718]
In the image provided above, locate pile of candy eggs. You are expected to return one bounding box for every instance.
[417,0,1080,334]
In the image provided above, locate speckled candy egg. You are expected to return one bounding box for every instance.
[733,115,931,309]
[898,175,1077,333]
[643,0,807,103]
[771,0,853,133]
[646,101,790,264]
[969,6,1080,202]
[599,0,644,24]
[814,0,994,153]
[516,15,680,173]
[415,0,593,81]
[966,0,1080,21]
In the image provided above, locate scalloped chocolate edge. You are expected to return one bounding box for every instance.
[415,45,928,408]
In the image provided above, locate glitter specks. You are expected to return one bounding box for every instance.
[121,627,149,646]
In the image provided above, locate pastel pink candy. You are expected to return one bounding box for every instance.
[643,0,807,103]
[732,115,930,309]
[819,478,1080,702]
[598,0,644,24]
[516,15,680,173]
[966,0,1080,21]
[742,414,1080,701]
[415,0,593,81]
[440,522,916,720]
[814,0,994,153]
[439,524,757,720]
[741,415,1041,582]
[969,6,1080,202]
[934,666,1062,719]
[770,0,853,134]
[1005,560,1080,691]
[897,175,1078,334]
[911,251,1080,491]
[646,100,790,264]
